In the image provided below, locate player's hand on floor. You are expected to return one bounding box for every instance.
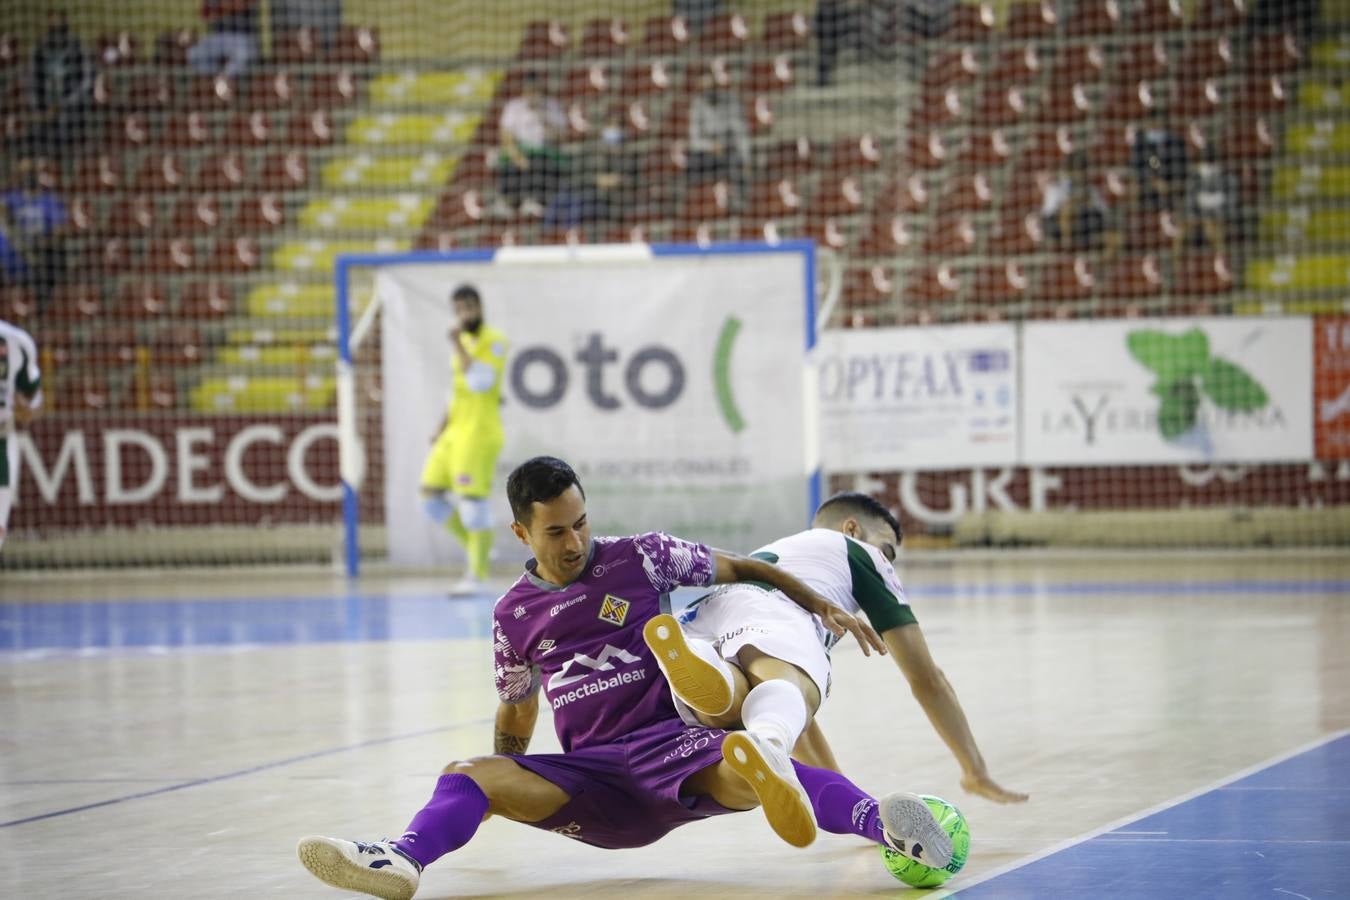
[820,608,887,657]
[961,770,1029,804]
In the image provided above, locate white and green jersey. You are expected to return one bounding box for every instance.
[0,319,42,489]
[750,527,916,642]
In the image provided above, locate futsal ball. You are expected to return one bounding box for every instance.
[880,795,970,888]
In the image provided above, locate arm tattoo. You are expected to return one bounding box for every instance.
[494,729,530,755]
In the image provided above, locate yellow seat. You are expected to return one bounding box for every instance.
[1261,207,1350,243]
[321,154,456,189]
[245,283,337,318]
[216,344,338,367]
[271,238,412,275]
[1298,81,1350,110]
[1273,165,1350,200]
[347,113,479,146]
[227,326,336,346]
[299,195,435,231]
[190,375,337,413]
[1312,38,1350,69]
[1284,122,1350,156]
[369,69,499,107]
[1247,254,1350,292]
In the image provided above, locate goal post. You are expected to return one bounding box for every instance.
[334,240,821,577]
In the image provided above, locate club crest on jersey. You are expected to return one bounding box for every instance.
[597,594,630,627]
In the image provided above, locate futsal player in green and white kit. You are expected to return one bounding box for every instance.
[645,491,1028,806]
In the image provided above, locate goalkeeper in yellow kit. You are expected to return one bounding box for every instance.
[421,284,508,594]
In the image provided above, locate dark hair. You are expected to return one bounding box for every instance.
[451,283,481,305]
[814,491,902,543]
[507,456,585,524]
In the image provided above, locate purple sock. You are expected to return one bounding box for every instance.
[391,773,490,869]
[792,761,887,847]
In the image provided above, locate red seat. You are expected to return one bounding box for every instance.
[987,44,1044,87]
[273,27,323,64]
[131,153,188,192]
[72,155,124,194]
[1037,257,1097,302]
[950,3,996,41]
[188,74,239,108]
[1179,36,1234,80]
[1,286,37,325]
[680,181,733,222]
[57,372,123,412]
[1193,0,1247,30]
[1131,0,1185,32]
[1221,117,1275,160]
[115,112,154,147]
[1039,82,1094,123]
[670,221,717,247]
[93,237,135,273]
[760,11,810,51]
[562,63,612,101]
[116,279,170,319]
[154,29,197,66]
[1050,43,1107,85]
[622,60,674,98]
[1100,255,1164,298]
[1004,167,1057,216]
[332,26,380,64]
[922,214,979,255]
[1117,39,1172,82]
[579,17,629,57]
[746,178,803,220]
[909,87,965,129]
[428,189,486,231]
[49,283,104,322]
[227,109,289,146]
[145,371,179,410]
[971,262,1031,307]
[746,95,774,136]
[1175,254,1235,295]
[746,55,795,93]
[146,237,200,273]
[810,175,865,218]
[244,68,299,109]
[856,214,915,257]
[180,279,234,319]
[174,194,224,232]
[842,265,897,310]
[107,194,160,236]
[66,197,100,235]
[1246,33,1302,77]
[939,172,996,215]
[291,109,334,146]
[518,19,569,60]
[1007,1,1057,39]
[988,210,1046,255]
[1123,209,1182,251]
[210,235,263,273]
[1021,125,1077,169]
[1090,123,1136,167]
[155,325,206,367]
[0,34,20,69]
[161,111,214,148]
[697,12,750,53]
[959,128,1014,168]
[804,216,850,252]
[640,15,690,55]
[197,152,253,191]
[762,138,814,175]
[904,265,963,304]
[830,134,884,173]
[906,130,952,169]
[1236,75,1289,115]
[309,68,361,107]
[877,175,932,215]
[96,31,138,66]
[128,72,176,107]
[1174,77,1225,119]
[923,46,981,88]
[235,193,286,232]
[1100,81,1160,122]
[1066,0,1122,36]
[89,324,139,368]
[976,85,1031,126]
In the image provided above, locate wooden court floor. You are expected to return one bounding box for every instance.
[2,551,1347,899]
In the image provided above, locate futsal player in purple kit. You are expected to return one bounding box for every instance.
[297,457,952,900]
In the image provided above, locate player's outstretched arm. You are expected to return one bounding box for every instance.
[494,693,539,755]
[710,550,887,656]
[884,623,1029,805]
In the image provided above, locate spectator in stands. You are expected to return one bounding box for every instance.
[813,0,858,86]
[688,71,750,208]
[1042,151,1119,255]
[1177,143,1239,259]
[28,10,93,155]
[550,107,636,228]
[188,0,261,79]
[0,159,67,316]
[272,0,343,51]
[1130,107,1187,213]
[497,72,568,218]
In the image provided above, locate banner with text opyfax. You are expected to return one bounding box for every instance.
[375,249,811,567]
[816,324,1018,471]
[1022,317,1313,466]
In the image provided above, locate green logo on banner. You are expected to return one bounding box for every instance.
[1126,328,1269,441]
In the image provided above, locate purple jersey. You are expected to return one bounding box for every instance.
[493,533,715,752]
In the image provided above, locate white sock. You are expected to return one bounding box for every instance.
[741,680,808,754]
[686,636,737,696]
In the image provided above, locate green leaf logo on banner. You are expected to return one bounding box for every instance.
[1127,328,1269,442]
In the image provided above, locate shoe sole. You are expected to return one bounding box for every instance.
[643,614,733,716]
[721,732,817,848]
[296,837,418,900]
[879,792,954,868]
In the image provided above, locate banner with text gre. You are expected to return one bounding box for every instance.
[816,324,1018,471]
[375,249,811,567]
[1022,317,1313,466]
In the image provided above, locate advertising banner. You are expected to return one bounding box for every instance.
[816,324,1018,471]
[1022,318,1313,465]
[1314,316,1350,459]
[376,249,811,566]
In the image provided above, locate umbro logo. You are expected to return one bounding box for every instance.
[537,639,557,654]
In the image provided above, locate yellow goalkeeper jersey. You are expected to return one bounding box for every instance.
[447,324,508,439]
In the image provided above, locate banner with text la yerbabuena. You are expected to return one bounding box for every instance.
[375,251,810,567]
[1022,317,1313,466]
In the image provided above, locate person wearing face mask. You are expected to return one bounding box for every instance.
[688,71,751,210]
[27,11,93,156]
[0,159,66,316]
[572,108,637,227]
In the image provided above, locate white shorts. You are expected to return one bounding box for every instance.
[677,584,832,704]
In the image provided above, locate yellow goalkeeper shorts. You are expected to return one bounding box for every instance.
[420,426,502,498]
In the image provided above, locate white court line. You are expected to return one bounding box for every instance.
[936,727,1350,898]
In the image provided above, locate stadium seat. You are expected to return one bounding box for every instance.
[129,72,176,107]
[210,235,263,273]
[1179,36,1235,80]
[1021,125,1077,168]
[180,279,235,319]
[959,128,1014,168]
[332,26,380,65]
[1099,255,1164,298]
[579,17,629,57]
[107,194,160,236]
[96,31,138,66]
[622,59,673,98]
[1,286,36,324]
[132,153,188,192]
[906,130,951,169]
[146,371,179,410]
[923,46,981,88]
[810,175,865,218]
[58,372,122,412]
[274,27,322,65]
[804,216,850,252]
[976,85,1031,126]
[1222,117,1275,159]
[988,210,1046,255]
[904,264,963,304]
[681,181,733,221]
[746,178,803,220]
[1237,75,1289,114]
[66,197,99,234]
[155,325,206,367]
[146,237,200,273]
[1039,82,1094,123]
[1089,123,1136,167]
[1130,0,1185,33]
[1100,81,1160,122]
[1175,253,1235,295]
[760,11,810,52]
[115,112,154,147]
[153,28,197,66]
[1051,43,1107,85]
[188,74,238,108]
[1037,257,1097,302]
[1174,77,1224,119]
[1247,33,1303,77]
[291,109,335,146]
[229,110,289,146]
[746,95,774,136]
[116,279,170,319]
[910,87,965,129]
[877,174,932,215]
[1007,1,1057,39]
[414,230,460,252]
[0,34,19,69]
[640,15,690,55]
[697,12,750,53]
[1065,0,1122,36]
[970,261,1031,308]
[197,152,253,191]
[830,134,884,172]
[237,194,286,233]
[174,194,224,233]
[1192,0,1247,30]
[1117,39,1172,82]
[842,265,897,310]
[988,44,1044,87]
[93,237,135,272]
[243,68,298,109]
[49,283,104,322]
[922,214,979,255]
[1004,167,1057,216]
[761,138,814,176]
[518,19,569,60]
[856,214,915,257]
[938,172,996,215]
[746,56,795,93]
[950,3,996,41]
[309,68,361,108]
[562,63,612,101]
[1123,208,1182,252]
[162,111,214,148]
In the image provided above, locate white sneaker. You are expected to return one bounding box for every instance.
[643,614,734,716]
[448,576,486,596]
[721,731,817,848]
[879,792,953,868]
[296,836,421,900]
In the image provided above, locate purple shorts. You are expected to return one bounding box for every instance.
[505,717,736,849]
